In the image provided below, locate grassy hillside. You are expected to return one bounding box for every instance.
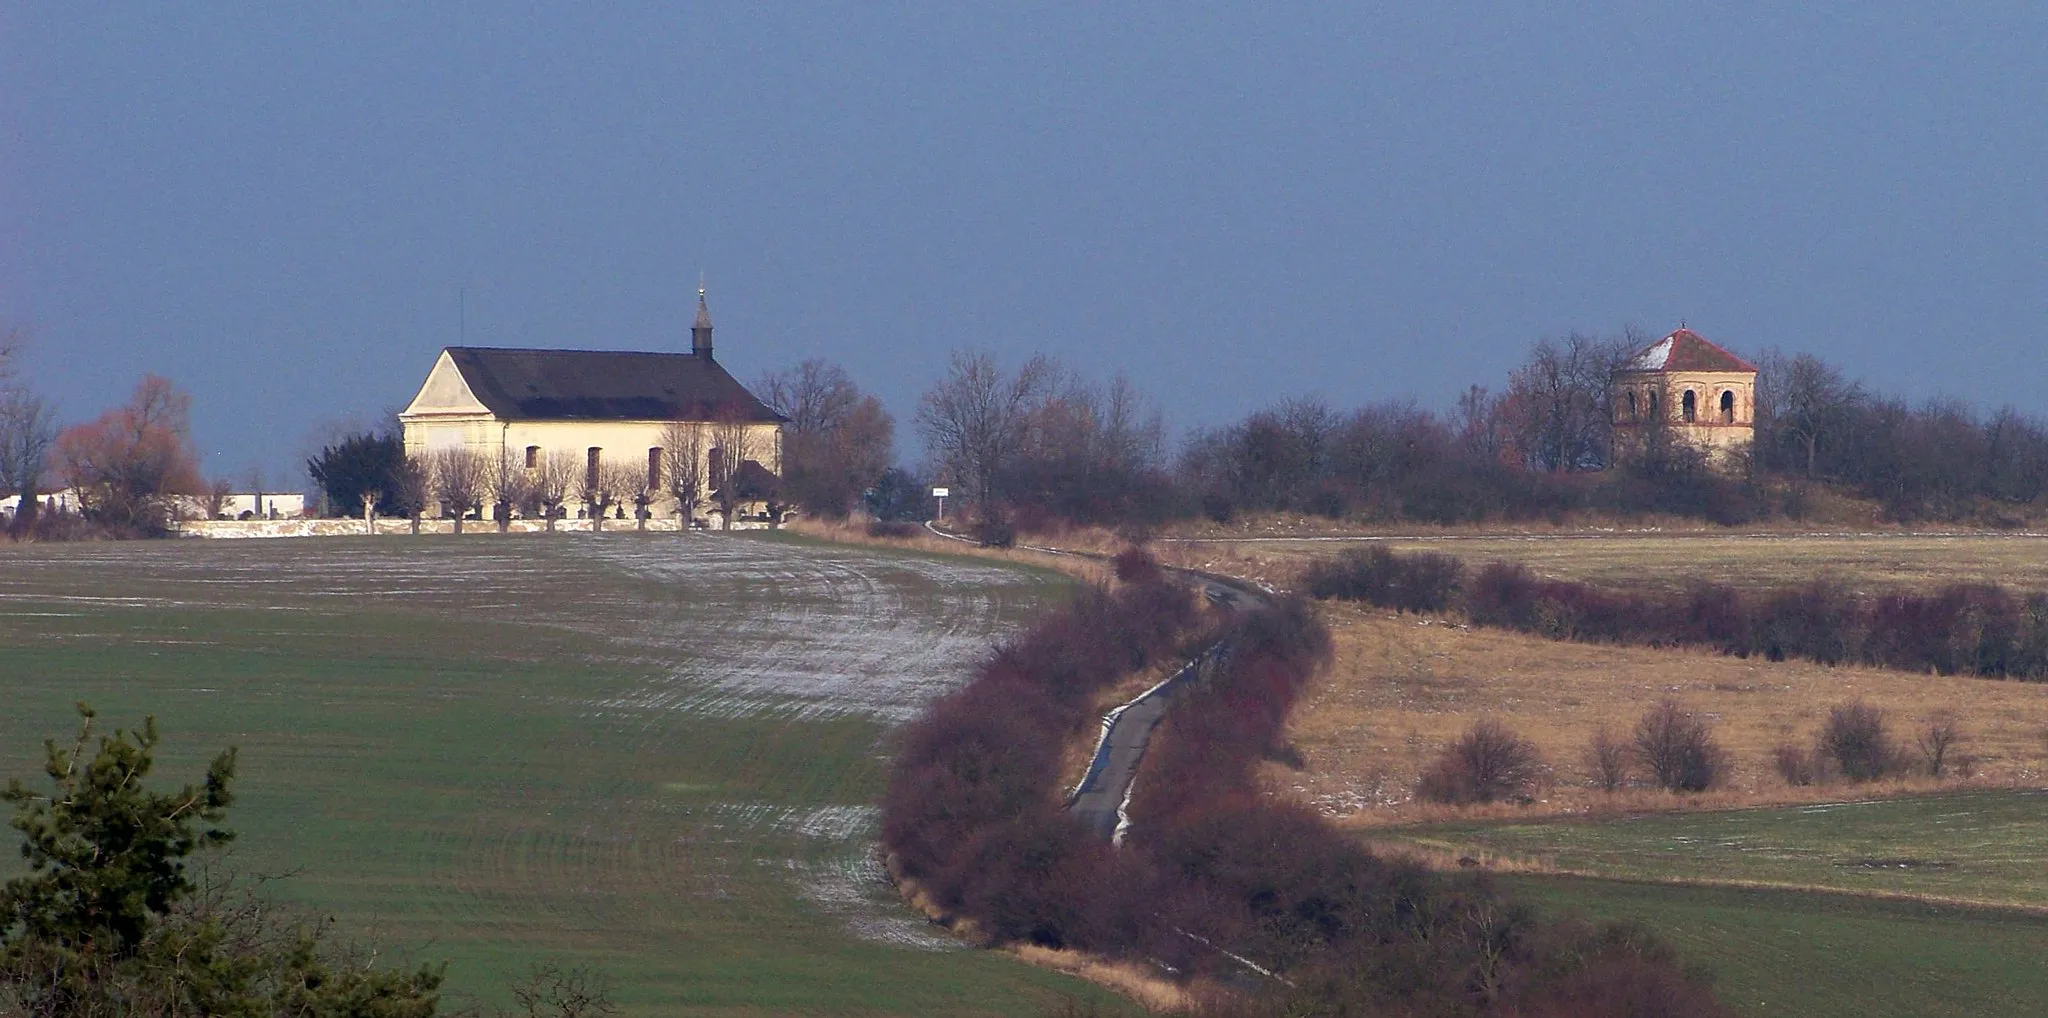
[0,534,1125,1016]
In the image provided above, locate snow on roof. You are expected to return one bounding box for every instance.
[1622,329,1756,374]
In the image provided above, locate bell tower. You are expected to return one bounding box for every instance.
[692,282,714,360]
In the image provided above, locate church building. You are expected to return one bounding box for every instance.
[1611,328,1757,467]
[397,288,786,523]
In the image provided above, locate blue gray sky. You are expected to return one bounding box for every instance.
[5,5,2045,482]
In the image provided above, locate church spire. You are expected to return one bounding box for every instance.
[692,277,714,360]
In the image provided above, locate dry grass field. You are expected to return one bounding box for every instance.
[1071,525,2048,819]
[1273,600,2048,823]
[1156,530,2048,595]
[828,523,2048,821]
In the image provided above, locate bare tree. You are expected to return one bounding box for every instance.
[604,460,654,531]
[0,328,19,383]
[1916,711,1965,778]
[484,447,528,532]
[504,961,618,1018]
[914,351,1056,519]
[531,450,577,532]
[392,454,431,535]
[577,451,619,531]
[754,359,863,437]
[659,420,707,530]
[708,411,765,531]
[1756,351,1861,478]
[429,447,487,534]
[53,375,205,531]
[755,359,897,519]
[1503,332,1629,472]
[0,387,59,538]
[201,477,235,520]
[1455,385,1506,463]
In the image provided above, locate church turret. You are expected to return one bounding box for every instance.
[692,284,714,360]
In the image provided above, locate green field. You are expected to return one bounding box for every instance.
[1379,793,2048,1017]
[1387,791,2048,906]
[1507,876,2048,1018]
[0,533,1125,1016]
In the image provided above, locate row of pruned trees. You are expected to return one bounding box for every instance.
[307,418,775,531]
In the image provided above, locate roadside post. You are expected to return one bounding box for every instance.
[931,486,949,522]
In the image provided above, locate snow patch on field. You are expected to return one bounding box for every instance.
[774,805,955,951]
[577,539,1036,722]
[4,534,1051,953]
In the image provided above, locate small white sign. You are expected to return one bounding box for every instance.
[930,487,950,498]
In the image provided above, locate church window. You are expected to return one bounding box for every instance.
[1648,390,1659,418]
[1681,390,1697,422]
[525,445,540,468]
[1720,390,1736,423]
[586,447,602,489]
[647,448,663,489]
[1625,391,1638,420]
[708,446,726,490]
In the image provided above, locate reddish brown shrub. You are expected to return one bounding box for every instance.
[1112,547,1163,584]
[864,519,919,539]
[1632,699,1725,793]
[1817,701,1903,782]
[1417,720,1543,805]
[1771,743,1823,787]
[1584,727,1630,792]
[1303,547,1464,614]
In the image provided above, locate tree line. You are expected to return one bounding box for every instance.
[1304,544,2048,681]
[904,332,2048,531]
[13,326,2048,540]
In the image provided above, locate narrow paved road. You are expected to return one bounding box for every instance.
[921,521,1267,844]
[1065,646,1220,842]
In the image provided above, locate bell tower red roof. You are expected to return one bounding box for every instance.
[1622,329,1757,373]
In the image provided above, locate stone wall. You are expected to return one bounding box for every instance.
[175,516,772,539]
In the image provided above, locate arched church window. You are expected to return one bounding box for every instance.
[647,448,663,489]
[525,445,540,468]
[1648,390,1660,418]
[1720,390,1735,423]
[1626,391,1638,420]
[1681,390,1697,422]
[586,447,602,489]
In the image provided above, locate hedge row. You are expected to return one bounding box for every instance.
[882,554,1726,1016]
[1307,546,2048,680]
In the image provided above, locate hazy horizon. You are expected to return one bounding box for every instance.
[5,6,2045,484]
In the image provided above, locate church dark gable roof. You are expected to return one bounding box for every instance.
[445,347,786,423]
